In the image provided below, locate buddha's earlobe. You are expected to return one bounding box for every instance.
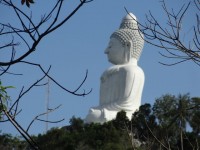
[124,41,132,62]
[126,41,132,49]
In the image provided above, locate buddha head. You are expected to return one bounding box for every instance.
[105,13,144,65]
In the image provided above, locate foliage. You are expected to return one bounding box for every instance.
[132,104,156,136]
[0,132,27,149]
[21,0,34,7]
[34,120,131,150]
[0,81,14,120]
[113,110,130,129]
[190,97,200,135]
[1,94,200,149]
[152,94,200,149]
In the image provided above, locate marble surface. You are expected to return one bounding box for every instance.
[85,13,145,123]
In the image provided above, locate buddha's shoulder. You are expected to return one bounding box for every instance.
[118,66,144,80]
[103,65,144,76]
[118,64,144,73]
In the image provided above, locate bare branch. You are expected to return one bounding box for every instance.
[129,0,200,66]
[0,0,92,67]
[0,1,93,147]
[19,61,92,96]
[144,118,168,150]
[9,66,51,116]
[0,98,40,149]
[27,104,64,132]
[194,0,200,11]
[44,0,86,35]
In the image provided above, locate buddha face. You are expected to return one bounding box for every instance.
[105,37,127,65]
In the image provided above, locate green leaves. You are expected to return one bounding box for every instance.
[21,0,34,7]
[0,81,14,120]
[0,81,14,99]
[1,96,200,149]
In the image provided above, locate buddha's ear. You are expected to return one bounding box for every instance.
[125,41,132,49]
[124,40,132,62]
[125,41,132,54]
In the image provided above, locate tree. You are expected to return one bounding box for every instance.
[0,0,93,149]
[152,94,198,150]
[0,132,27,149]
[136,0,200,66]
[36,116,132,150]
[69,116,85,132]
[1,94,199,149]
[113,110,130,129]
[189,97,200,136]
[130,94,200,149]
[131,104,159,149]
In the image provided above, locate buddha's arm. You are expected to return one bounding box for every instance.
[118,67,135,102]
[108,66,145,110]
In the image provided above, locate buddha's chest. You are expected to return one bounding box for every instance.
[101,67,121,83]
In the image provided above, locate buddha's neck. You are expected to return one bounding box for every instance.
[127,58,138,65]
[113,58,138,66]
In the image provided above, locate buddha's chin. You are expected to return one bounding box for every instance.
[108,60,115,65]
[107,58,115,64]
[107,58,113,64]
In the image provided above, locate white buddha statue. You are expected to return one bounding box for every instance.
[85,13,145,123]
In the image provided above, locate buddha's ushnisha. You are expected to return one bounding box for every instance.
[85,13,145,123]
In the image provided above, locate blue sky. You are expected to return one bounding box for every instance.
[1,0,200,136]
